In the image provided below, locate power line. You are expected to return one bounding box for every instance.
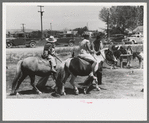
[38,5,44,39]
[50,23,52,31]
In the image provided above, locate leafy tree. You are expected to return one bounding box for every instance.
[30,30,42,38]
[7,31,11,37]
[73,26,88,36]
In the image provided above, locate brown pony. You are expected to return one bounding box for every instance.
[10,57,55,95]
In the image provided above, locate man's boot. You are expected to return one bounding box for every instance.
[51,66,57,73]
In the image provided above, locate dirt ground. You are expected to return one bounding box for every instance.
[6,53,144,99]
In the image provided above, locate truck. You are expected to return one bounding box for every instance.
[55,33,75,47]
[6,32,39,48]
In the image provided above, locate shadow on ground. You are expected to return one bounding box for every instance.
[18,86,54,95]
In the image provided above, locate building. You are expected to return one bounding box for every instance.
[66,31,78,36]
[83,31,93,37]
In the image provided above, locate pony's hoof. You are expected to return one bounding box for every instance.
[75,91,79,95]
[38,91,42,94]
[33,88,42,94]
[63,92,66,95]
[84,88,91,94]
[16,92,20,95]
[35,90,42,94]
[52,92,61,97]
[96,87,101,91]
[83,88,87,94]
[61,92,66,96]
[10,92,16,96]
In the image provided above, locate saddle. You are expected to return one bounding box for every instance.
[77,56,94,65]
[38,57,50,67]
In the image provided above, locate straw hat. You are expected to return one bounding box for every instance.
[46,36,57,43]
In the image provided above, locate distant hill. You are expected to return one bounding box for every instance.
[6,29,39,34]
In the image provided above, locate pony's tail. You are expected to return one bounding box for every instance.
[10,60,23,95]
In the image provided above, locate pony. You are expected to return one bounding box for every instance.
[55,48,117,95]
[132,52,143,69]
[10,57,56,95]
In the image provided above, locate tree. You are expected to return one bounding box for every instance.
[8,31,11,37]
[99,6,144,35]
[30,30,42,38]
[73,26,88,36]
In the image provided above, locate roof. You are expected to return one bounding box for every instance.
[133,26,143,33]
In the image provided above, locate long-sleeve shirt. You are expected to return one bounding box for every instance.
[43,42,55,55]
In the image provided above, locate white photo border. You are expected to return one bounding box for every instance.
[2,2,147,121]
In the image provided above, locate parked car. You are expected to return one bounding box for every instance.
[55,34,75,46]
[125,34,143,44]
[6,32,39,48]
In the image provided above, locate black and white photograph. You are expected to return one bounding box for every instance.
[3,2,147,121]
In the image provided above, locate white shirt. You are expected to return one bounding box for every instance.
[79,39,90,54]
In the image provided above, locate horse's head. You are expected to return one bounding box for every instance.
[104,49,117,65]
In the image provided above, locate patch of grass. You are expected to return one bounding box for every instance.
[6,52,144,99]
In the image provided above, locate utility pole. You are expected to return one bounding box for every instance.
[38,5,44,39]
[87,22,88,30]
[50,23,52,35]
[21,23,25,33]
[107,10,109,41]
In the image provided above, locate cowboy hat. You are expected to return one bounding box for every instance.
[46,36,57,43]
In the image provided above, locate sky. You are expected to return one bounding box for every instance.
[5,3,108,31]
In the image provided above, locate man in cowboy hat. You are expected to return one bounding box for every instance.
[43,36,57,73]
